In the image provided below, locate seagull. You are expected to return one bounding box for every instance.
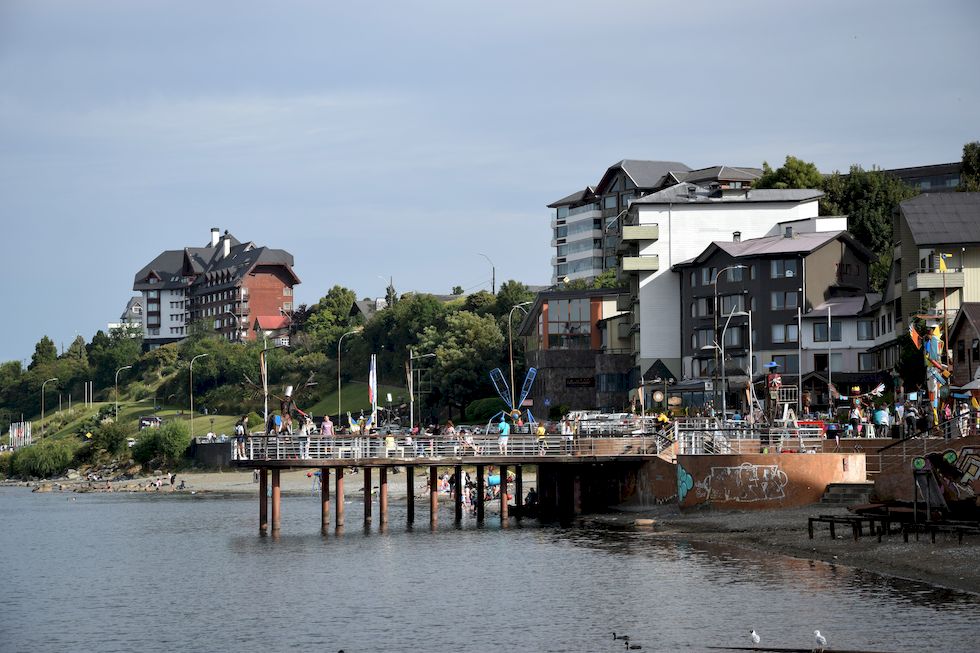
[750,629,761,644]
[814,629,827,650]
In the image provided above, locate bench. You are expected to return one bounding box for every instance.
[808,514,878,540]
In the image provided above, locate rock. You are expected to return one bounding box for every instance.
[33,483,53,493]
[66,470,81,480]
[634,518,656,528]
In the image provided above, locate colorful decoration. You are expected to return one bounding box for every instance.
[910,320,951,426]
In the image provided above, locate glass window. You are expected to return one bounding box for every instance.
[771,291,797,310]
[957,340,966,363]
[859,353,875,371]
[723,327,742,347]
[728,267,744,282]
[556,206,569,218]
[690,271,697,287]
[721,294,744,314]
[603,195,617,209]
[857,320,874,340]
[772,324,785,343]
[750,265,756,280]
[771,354,799,373]
[555,226,567,239]
[770,259,798,278]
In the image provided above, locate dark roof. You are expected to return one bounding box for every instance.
[633,183,823,206]
[675,165,763,184]
[547,187,596,209]
[673,230,870,269]
[804,296,867,318]
[899,193,980,245]
[595,160,690,194]
[950,303,980,340]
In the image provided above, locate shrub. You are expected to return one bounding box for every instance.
[131,431,159,465]
[465,397,506,423]
[133,420,190,466]
[10,439,79,479]
[91,422,133,457]
[0,451,12,478]
[246,412,262,432]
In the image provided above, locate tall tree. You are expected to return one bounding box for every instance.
[755,156,824,190]
[960,141,980,192]
[63,335,88,364]
[494,280,534,317]
[29,336,57,370]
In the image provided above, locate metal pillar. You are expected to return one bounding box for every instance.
[515,465,523,521]
[429,465,438,527]
[379,467,389,526]
[335,467,345,529]
[476,464,485,523]
[320,467,330,533]
[454,464,463,523]
[363,467,373,524]
[406,466,415,525]
[271,469,281,533]
[259,468,268,534]
[500,464,509,524]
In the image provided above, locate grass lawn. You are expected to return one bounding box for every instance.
[308,381,408,417]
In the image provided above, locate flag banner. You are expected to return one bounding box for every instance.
[369,354,377,406]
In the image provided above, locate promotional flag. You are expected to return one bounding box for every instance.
[369,353,378,426]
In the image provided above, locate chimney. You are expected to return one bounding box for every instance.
[222,235,231,259]
[733,231,741,243]
[211,227,220,247]
[784,226,794,239]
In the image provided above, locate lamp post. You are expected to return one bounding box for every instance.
[702,308,748,421]
[189,354,209,438]
[114,365,132,421]
[41,377,58,437]
[336,328,362,427]
[712,264,747,410]
[478,252,496,294]
[508,301,533,411]
[409,349,436,430]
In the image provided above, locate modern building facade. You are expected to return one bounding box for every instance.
[133,228,300,349]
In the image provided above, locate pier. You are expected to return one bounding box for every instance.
[235,433,671,534]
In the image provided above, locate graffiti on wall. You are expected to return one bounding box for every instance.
[678,464,694,502]
[694,463,789,503]
[943,447,980,484]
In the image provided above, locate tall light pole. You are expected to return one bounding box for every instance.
[41,377,57,437]
[508,301,533,411]
[114,365,132,421]
[337,328,362,427]
[712,264,747,410]
[478,252,496,294]
[259,343,289,431]
[703,308,748,421]
[409,348,436,430]
[189,354,209,438]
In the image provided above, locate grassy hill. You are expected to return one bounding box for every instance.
[307,381,408,417]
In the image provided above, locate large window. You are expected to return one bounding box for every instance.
[547,298,591,349]
[603,195,617,209]
[728,267,744,282]
[770,291,799,310]
[555,225,567,239]
[859,353,875,371]
[701,267,717,285]
[813,321,842,342]
[723,327,743,347]
[556,206,569,219]
[771,323,798,344]
[720,294,744,314]
[857,320,874,341]
[814,353,843,372]
[771,354,799,373]
[770,259,798,278]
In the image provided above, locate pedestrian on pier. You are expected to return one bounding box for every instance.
[498,416,510,454]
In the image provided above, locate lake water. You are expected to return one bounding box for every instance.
[1,487,977,653]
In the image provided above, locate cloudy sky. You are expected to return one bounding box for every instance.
[1,0,977,363]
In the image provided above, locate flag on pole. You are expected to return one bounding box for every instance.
[368,354,378,426]
[939,253,949,272]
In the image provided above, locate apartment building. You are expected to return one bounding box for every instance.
[132,228,300,349]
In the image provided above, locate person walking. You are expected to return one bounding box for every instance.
[497,416,510,454]
[561,418,573,454]
[536,422,547,455]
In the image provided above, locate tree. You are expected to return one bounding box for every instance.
[592,268,622,289]
[494,280,534,317]
[755,156,824,190]
[63,335,88,365]
[384,280,398,307]
[960,141,980,192]
[29,336,57,370]
[462,290,496,316]
[451,285,464,295]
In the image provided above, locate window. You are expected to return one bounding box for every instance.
[973,339,980,362]
[771,324,798,343]
[603,195,617,209]
[555,226,567,239]
[814,353,843,372]
[721,294,744,314]
[770,259,797,278]
[857,320,874,340]
[728,267,744,282]
[770,291,798,310]
[750,265,757,280]
[147,290,159,299]
[723,327,742,347]
[546,298,592,349]
[282,302,292,311]
[695,328,713,348]
[695,297,714,317]
[813,321,842,342]
[556,206,569,219]
[702,267,717,285]
[957,340,966,363]
[771,354,799,373]
[859,353,875,371]
[690,271,697,287]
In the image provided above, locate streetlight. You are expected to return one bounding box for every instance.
[258,343,290,431]
[702,308,749,421]
[189,354,209,438]
[508,301,534,411]
[40,377,57,437]
[478,253,496,294]
[115,365,133,421]
[712,264,747,409]
[409,348,436,430]
[337,328,363,427]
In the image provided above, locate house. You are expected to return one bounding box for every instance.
[672,226,871,410]
[517,288,632,413]
[948,303,980,388]
[132,227,300,349]
[252,315,291,347]
[107,295,144,333]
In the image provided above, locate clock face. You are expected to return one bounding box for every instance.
[653,391,665,403]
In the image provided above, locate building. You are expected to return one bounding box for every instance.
[620,183,827,386]
[133,227,300,349]
[517,288,632,414]
[883,162,962,193]
[672,226,870,409]
[948,303,980,388]
[107,295,143,333]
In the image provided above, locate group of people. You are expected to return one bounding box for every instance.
[843,399,975,439]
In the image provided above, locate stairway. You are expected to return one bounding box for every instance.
[819,482,876,506]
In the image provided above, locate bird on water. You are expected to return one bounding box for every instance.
[750,629,761,644]
[612,632,629,641]
[624,642,642,650]
[814,629,827,650]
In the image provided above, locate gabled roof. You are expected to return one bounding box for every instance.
[594,159,691,194]
[950,303,980,340]
[899,193,980,245]
[804,296,867,318]
[252,315,289,331]
[547,187,596,208]
[632,183,823,206]
[673,230,869,269]
[675,165,763,185]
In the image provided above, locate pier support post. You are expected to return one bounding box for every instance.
[515,465,523,521]
[379,467,389,526]
[336,467,345,529]
[454,464,463,523]
[476,464,485,523]
[259,468,268,534]
[320,467,330,533]
[406,466,415,525]
[363,467,373,525]
[500,464,509,525]
[271,469,281,533]
[429,465,438,528]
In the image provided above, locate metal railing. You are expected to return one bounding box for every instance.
[867,411,978,474]
[242,434,673,462]
[674,422,824,455]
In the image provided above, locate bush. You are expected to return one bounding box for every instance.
[246,412,262,432]
[10,439,79,479]
[465,397,506,423]
[131,431,158,465]
[0,451,12,478]
[133,420,190,466]
[92,422,133,457]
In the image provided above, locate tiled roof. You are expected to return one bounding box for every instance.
[900,193,980,245]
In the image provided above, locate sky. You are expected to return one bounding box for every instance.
[1,0,978,364]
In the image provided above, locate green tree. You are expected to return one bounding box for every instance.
[755,156,824,190]
[462,290,496,316]
[384,280,399,307]
[451,285,464,295]
[592,268,622,289]
[29,336,57,370]
[494,280,534,317]
[63,335,88,365]
[960,141,980,192]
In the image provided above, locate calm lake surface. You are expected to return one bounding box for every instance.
[1,487,977,653]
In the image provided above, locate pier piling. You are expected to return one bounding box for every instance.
[454,464,462,523]
[259,468,268,534]
[363,467,373,524]
[406,466,415,525]
[320,467,330,533]
[476,464,485,523]
[379,467,389,526]
[429,465,438,528]
[336,467,345,529]
[271,469,281,533]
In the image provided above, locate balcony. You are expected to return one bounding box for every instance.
[907,268,964,291]
[621,255,659,273]
[622,225,659,242]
